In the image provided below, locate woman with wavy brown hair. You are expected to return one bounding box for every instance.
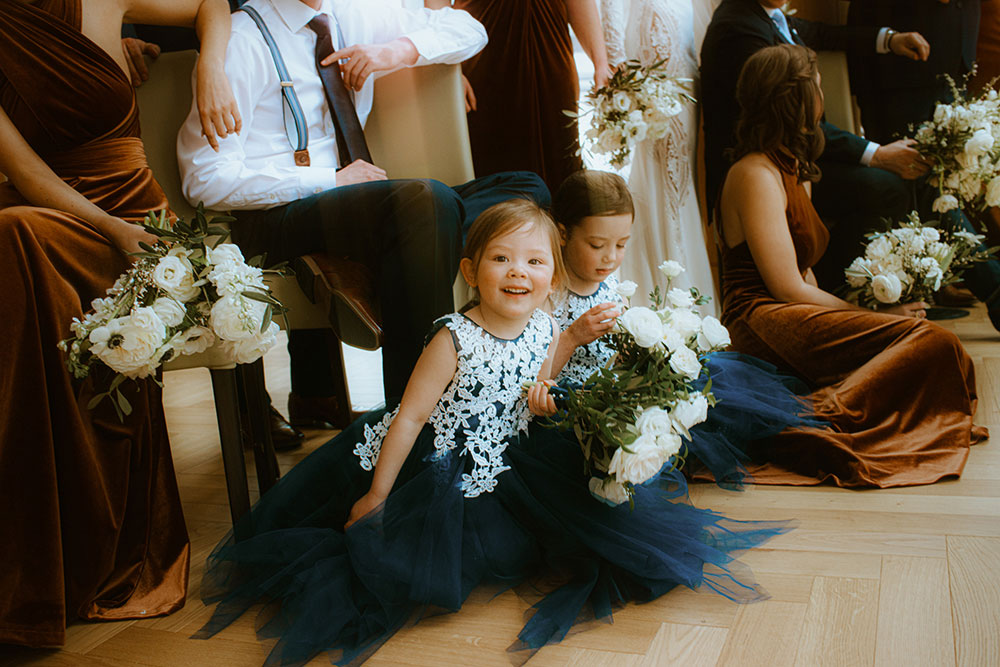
[715,44,986,488]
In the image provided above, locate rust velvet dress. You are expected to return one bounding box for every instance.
[720,153,988,487]
[0,0,189,647]
[453,0,583,192]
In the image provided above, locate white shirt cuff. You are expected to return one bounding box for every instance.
[876,27,892,54]
[861,141,880,166]
[297,167,339,198]
[405,28,443,65]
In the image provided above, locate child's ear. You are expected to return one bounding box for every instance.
[557,223,568,247]
[459,257,477,287]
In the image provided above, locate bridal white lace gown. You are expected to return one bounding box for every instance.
[602,0,720,315]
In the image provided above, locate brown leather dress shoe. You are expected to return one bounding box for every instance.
[288,392,352,430]
[243,406,305,452]
[934,284,977,308]
[293,253,383,351]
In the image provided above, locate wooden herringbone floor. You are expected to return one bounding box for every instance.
[3,306,999,667]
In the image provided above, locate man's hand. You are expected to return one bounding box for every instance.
[889,31,930,61]
[870,139,931,180]
[322,38,419,91]
[121,38,161,87]
[337,159,388,186]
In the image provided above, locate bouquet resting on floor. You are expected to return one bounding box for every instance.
[843,211,996,308]
[59,207,285,418]
[543,261,731,506]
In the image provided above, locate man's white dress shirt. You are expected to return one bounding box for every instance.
[177,0,486,211]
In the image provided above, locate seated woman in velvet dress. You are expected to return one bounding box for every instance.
[716,44,987,488]
[0,0,238,647]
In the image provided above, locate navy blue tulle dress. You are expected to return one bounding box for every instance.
[549,277,815,489]
[196,310,792,666]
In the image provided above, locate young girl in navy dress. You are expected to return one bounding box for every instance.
[196,200,790,666]
[541,170,816,487]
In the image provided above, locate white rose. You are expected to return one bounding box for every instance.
[920,227,941,242]
[668,308,702,340]
[696,316,731,351]
[634,406,674,437]
[668,345,702,381]
[871,273,903,304]
[618,306,663,348]
[172,325,215,356]
[932,194,960,213]
[658,260,685,279]
[152,255,199,302]
[655,432,683,458]
[588,476,630,506]
[222,321,279,364]
[608,434,670,485]
[210,295,269,341]
[986,176,1000,208]
[151,297,187,328]
[661,323,685,352]
[612,90,632,112]
[615,280,638,298]
[672,394,709,432]
[865,235,894,261]
[964,128,994,157]
[88,307,167,378]
[667,287,695,309]
[206,243,245,268]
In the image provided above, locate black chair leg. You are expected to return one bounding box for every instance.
[209,367,251,537]
[239,360,280,496]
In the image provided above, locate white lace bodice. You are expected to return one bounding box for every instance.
[353,309,554,498]
[551,275,624,385]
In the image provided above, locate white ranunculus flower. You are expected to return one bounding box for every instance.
[668,308,702,340]
[871,273,903,304]
[608,434,670,485]
[618,306,663,348]
[672,394,709,432]
[696,316,731,351]
[655,432,683,458]
[172,325,215,356]
[667,287,695,309]
[932,193,960,213]
[222,321,279,364]
[612,90,632,112]
[88,307,167,378]
[964,128,995,157]
[634,406,674,438]
[151,297,187,328]
[845,257,872,288]
[210,295,268,341]
[588,476,630,506]
[658,260,685,279]
[615,279,638,298]
[152,255,199,302]
[669,345,702,381]
[986,176,1000,208]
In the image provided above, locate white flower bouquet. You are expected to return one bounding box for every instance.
[843,211,995,308]
[543,262,730,507]
[912,77,1000,216]
[59,207,286,419]
[571,59,694,168]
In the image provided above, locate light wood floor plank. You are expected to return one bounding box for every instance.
[874,556,954,667]
[947,536,1000,667]
[795,577,878,667]
[639,622,728,667]
[716,601,807,667]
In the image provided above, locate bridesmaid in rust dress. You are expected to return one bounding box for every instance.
[716,44,987,488]
[444,0,610,192]
[0,0,238,647]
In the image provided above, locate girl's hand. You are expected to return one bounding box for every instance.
[461,74,477,112]
[593,62,614,89]
[528,380,558,417]
[195,59,241,151]
[102,217,158,260]
[345,490,386,530]
[568,302,620,346]
[880,301,928,319]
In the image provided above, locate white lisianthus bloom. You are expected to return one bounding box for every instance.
[696,316,731,351]
[222,321,279,364]
[655,432,683,458]
[615,279,638,298]
[635,406,674,438]
[669,345,702,381]
[668,308,702,340]
[986,176,1000,207]
[932,194,960,213]
[612,90,632,112]
[845,257,872,288]
[667,287,695,309]
[152,255,200,302]
[151,297,187,328]
[210,295,268,341]
[618,306,664,348]
[588,476,630,506]
[672,394,709,432]
[608,434,670,485]
[871,273,903,304]
[964,128,995,157]
[916,257,944,290]
[173,325,215,356]
[658,260,685,278]
[88,307,167,378]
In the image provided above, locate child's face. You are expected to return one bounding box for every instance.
[560,213,633,292]
[461,223,556,323]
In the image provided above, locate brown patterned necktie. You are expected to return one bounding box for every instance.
[307,14,373,165]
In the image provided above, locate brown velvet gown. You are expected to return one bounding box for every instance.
[720,153,988,487]
[453,0,583,192]
[0,0,189,647]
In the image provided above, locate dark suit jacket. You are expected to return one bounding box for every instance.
[700,0,879,205]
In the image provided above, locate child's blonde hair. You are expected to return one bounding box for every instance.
[463,199,567,288]
[552,170,635,232]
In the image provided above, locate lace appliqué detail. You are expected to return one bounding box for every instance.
[352,310,553,498]
[551,275,624,385]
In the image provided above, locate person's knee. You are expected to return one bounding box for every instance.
[503,171,551,208]
[399,179,463,238]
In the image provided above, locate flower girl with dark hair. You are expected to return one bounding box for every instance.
[196,199,790,666]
